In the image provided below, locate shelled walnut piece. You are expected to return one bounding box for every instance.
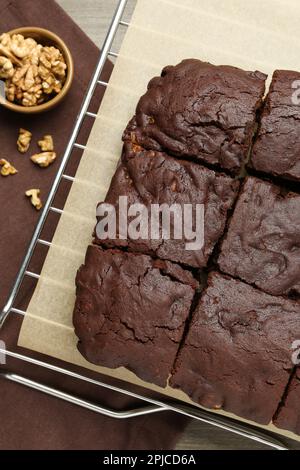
[0,158,17,176]
[38,135,54,151]
[25,189,42,210]
[0,33,67,107]
[0,56,14,79]
[31,151,56,168]
[17,128,32,153]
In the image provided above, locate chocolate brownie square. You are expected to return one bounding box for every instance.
[123,59,267,175]
[250,70,300,182]
[170,272,300,424]
[218,176,300,296]
[73,245,197,387]
[274,369,300,434]
[95,142,239,268]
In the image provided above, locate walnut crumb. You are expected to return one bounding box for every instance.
[0,158,17,176]
[30,151,56,168]
[17,128,32,153]
[25,188,42,210]
[38,135,54,152]
[132,143,143,153]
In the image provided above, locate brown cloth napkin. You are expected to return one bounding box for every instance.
[0,0,189,450]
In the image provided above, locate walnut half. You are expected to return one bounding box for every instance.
[0,158,17,176]
[25,189,42,210]
[17,128,32,153]
[30,151,56,168]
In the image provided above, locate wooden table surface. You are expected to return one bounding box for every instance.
[55,0,285,451]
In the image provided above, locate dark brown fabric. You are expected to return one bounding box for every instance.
[0,0,189,450]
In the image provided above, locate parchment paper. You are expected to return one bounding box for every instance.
[18,0,300,442]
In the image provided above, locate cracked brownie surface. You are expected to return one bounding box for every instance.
[250,70,300,182]
[73,58,300,434]
[274,368,300,434]
[73,245,198,387]
[95,142,239,268]
[170,272,300,424]
[123,59,267,175]
[218,176,300,296]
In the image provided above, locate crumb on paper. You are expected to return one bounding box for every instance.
[0,158,18,176]
[38,135,54,152]
[25,188,42,210]
[17,128,32,153]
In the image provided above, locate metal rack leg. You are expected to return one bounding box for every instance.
[0,371,168,419]
[0,349,289,451]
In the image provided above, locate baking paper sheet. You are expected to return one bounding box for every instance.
[18,0,300,442]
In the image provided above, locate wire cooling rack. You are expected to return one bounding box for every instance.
[0,0,294,451]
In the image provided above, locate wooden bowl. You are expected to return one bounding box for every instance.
[0,27,74,114]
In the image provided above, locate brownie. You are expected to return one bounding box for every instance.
[218,176,300,297]
[73,245,197,387]
[250,70,300,182]
[170,272,300,424]
[123,59,267,175]
[274,369,300,434]
[94,142,239,268]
